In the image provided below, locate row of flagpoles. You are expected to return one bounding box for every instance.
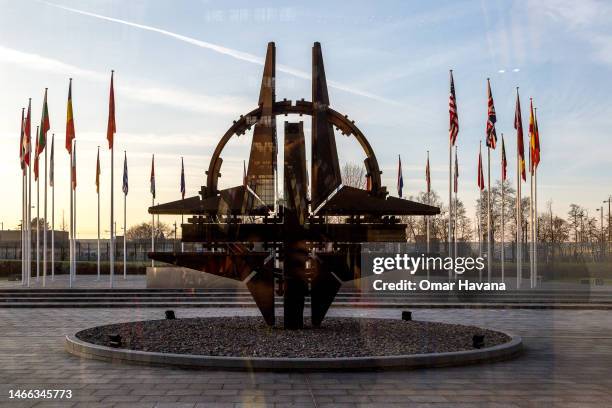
[396,72,542,288]
[17,72,187,288]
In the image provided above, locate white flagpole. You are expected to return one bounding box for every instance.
[27,160,31,287]
[36,130,40,283]
[51,134,55,281]
[533,167,539,287]
[530,164,534,288]
[110,140,114,288]
[152,197,155,268]
[501,135,505,283]
[426,151,430,255]
[448,137,452,264]
[123,151,127,280]
[517,138,522,289]
[22,171,25,285]
[73,146,77,282]
[97,146,100,281]
[69,148,73,288]
[487,145,492,283]
[454,146,458,265]
[43,143,47,287]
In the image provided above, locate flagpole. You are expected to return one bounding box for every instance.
[22,169,25,285]
[501,135,505,283]
[69,147,73,288]
[123,151,127,280]
[36,125,40,283]
[51,134,55,281]
[517,139,521,289]
[110,139,114,288]
[453,146,459,266]
[487,144,491,283]
[516,88,522,289]
[73,144,77,282]
[43,142,48,287]
[27,156,31,287]
[448,133,452,266]
[533,108,536,287]
[426,151,430,254]
[152,196,155,268]
[478,141,482,281]
[97,146,100,281]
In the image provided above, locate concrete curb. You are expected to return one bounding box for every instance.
[65,331,522,371]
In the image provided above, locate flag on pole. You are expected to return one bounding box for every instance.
[107,71,116,149]
[122,152,128,195]
[529,100,541,172]
[454,149,459,193]
[449,71,459,146]
[150,154,156,199]
[486,79,497,149]
[181,157,186,198]
[95,149,101,193]
[514,90,526,181]
[71,141,77,190]
[66,79,75,153]
[533,109,541,170]
[397,155,404,198]
[24,99,31,167]
[501,134,507,181]
[426,155,431,193]
[19,108,25,170]
[477,145,485,191]
[38,89,50,155]
[49,135,54,187]
[34,140,39,180]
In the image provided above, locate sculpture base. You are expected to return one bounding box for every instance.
[66,316,521,371]
[146,267,243,289]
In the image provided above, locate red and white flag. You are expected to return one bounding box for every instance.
[449,71,459,146]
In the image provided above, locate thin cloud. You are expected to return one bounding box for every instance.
[0,45,250,115]
[41,1,400,105]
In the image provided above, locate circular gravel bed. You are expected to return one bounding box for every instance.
[75,316,510,358]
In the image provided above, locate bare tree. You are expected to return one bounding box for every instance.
[341,162,366,189]
[126,221,172,240]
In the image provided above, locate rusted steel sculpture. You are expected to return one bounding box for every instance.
[149,42,439,329]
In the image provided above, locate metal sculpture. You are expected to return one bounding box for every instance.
[149,42,439,329]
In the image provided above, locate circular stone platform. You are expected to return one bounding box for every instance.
[65,317,522,370]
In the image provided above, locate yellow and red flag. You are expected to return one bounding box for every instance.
[514,90,526,181]
[530,103,541,172]
[107,71,116,149]
[66,79,75,153]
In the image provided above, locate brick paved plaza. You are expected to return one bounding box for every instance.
[0,307,611,408]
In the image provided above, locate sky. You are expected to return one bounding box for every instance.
[0,0,611,238]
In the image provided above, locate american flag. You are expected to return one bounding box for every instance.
[477,144,485,191]
[150,154,156,199]
[426,154,431,193]
[449,71,459,145]
[122,152,128,195]
[397,155,404,198]
[454,149,459,193]
[180,157,186,199]
[501,134,507,181]
[514,90,526,181]
[486,79,497,149]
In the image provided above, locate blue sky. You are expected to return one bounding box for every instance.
[0,0,611,237]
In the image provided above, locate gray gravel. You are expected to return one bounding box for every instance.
[75,316,510,358]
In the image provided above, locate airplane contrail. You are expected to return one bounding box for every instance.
[42,1,399,105]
